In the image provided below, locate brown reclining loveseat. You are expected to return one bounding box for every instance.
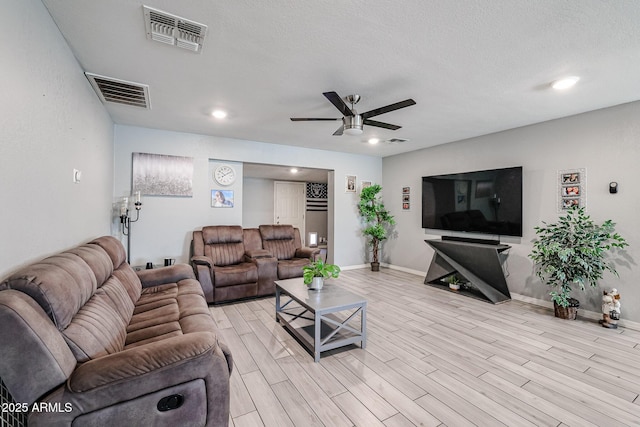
[191,225,320,304]
[0,236,232,426]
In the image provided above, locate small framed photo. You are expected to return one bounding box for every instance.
[212,189,234,208]
[361,180,372,192]
[345,175,357,193]
[402,194,410,203]
[561,172,581,184]
[562,185,580,197]
[561,198,580,210]
[402,186,410,194]
[403,202,410,210]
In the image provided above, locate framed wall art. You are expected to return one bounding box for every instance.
[212,189,234,208]
[558,168,586,212]
[345,175,357,193]
[133,152,193,197]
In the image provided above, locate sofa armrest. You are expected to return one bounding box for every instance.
[191,255,213,268]
[295,247,321,260]
[136,264,196,288]
[244,249,272,259]
[68,332,226,392]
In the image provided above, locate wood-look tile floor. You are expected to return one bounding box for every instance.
[210,268,640,427]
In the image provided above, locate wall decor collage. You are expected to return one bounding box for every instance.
[558,168,586,212]
[402,186,410,210]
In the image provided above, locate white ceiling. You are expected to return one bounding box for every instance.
[42,0,640,157]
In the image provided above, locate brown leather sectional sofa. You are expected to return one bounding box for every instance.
[191,224,320,304]
[0,236,232,427]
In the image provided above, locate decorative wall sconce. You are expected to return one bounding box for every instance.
[119,191,142,263]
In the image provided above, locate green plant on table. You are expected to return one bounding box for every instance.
[302,259,341,285]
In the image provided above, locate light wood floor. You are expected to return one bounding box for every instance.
[210,268,640,427]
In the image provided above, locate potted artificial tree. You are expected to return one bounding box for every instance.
[529,207,628,319]
[358,184,395,271]
[302,259,341,290]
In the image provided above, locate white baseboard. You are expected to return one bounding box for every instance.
[377,263,640,332]
[340,264,370,271]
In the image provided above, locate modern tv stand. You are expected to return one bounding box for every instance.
[424,239,511,304]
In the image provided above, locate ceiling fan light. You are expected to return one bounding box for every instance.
[344,127,363,136]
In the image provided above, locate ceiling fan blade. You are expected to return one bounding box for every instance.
[363,119,401,130]
[361,99,416,119]
[290,117,341,121]
[323,91,355,117]
[333,125,344,136]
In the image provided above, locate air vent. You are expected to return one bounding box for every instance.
[385,138,409,144]
[85,73,151,109]
[143,5,207,53]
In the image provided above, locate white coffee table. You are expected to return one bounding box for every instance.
[275,278,367,362]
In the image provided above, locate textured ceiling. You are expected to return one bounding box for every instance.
[42,0,640,157]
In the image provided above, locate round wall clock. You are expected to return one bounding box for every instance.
[214,164,236,186]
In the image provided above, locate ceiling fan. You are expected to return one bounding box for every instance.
[290,91,416,136]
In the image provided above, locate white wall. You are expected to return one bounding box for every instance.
[0,0,114,278]
[114,125,381,267]
[383,102,640,322]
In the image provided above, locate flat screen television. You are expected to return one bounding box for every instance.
[422,166,523,237]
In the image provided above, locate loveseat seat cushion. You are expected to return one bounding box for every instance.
[213,263,258,287]
[259,225,297,260]
[276,258,312,280]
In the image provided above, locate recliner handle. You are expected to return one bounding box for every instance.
[157,394,184,412]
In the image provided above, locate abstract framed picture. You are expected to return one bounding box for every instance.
[133,152,193,197]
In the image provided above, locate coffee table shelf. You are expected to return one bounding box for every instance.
[275,278,367,362]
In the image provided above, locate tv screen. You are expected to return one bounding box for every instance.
[422,166,523,237]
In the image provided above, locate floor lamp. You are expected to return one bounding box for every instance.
[119,191,142,264]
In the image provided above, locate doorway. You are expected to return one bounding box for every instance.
[274,181,306,243]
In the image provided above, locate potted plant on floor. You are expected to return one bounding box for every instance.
[303,259,341,290]
[358,184,395,271]
[529,207,628,319]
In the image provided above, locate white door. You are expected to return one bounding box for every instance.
[274,181,306,244]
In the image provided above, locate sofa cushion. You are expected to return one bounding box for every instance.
[62,276,134,362]
[213,263,258,287]
[1,252,99,330]
[125,278,216,349]
[276,258,310,279]
[202,226,246,266]
[259,225,297,260]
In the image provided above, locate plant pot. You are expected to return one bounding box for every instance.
[553,298,580,320]
[449,283,460,291]
[309,277,324,290]
[370,262,380,272]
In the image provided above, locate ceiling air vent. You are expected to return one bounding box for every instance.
[385,138,409,144]
[85,73,151,109]
[143,5,207,53]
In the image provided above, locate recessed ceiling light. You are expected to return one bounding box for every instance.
[368,138,380,145]
[211,109,227,119]
[290,168,298,173]
[551,76,580,90]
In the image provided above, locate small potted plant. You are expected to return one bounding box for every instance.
[302,259,341,290]
[529,207,628,319]
[358,184,396,271]
[445,274,461,291]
